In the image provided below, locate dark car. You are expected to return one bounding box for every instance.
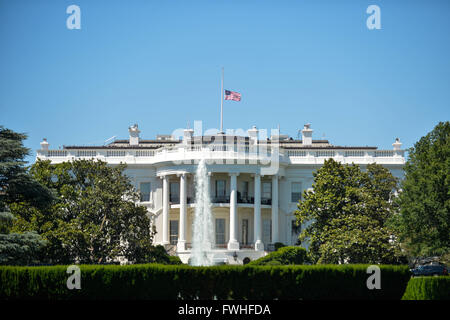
[411,264,448,277]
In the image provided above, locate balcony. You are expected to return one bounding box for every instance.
[169,195,180,205]
[237,194,253,204]
[185,195,271,205]
[237,195,272,205]
[212,196,230,204]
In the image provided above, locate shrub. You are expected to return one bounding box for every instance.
[402,276,450,300]
[0,264,410,300]
[265,260,282,266]
[143,245,182,264]
[248,246,309,265]
[274,242,286,251]
[168,255,183,265]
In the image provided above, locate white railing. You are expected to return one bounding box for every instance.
[76,150,97,157]
[37,146,404,165]
[106,150,126,157]
[287,150,307,157]
[47,150,68,157]
[374,150,395,157]
[135,150,155,157]
[315,150,335,157]
[344,150,365,157]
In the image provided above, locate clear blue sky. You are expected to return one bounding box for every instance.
[1,0,449,163]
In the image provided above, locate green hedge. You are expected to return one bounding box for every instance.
[0,264,410,300]
[402,276,450,300]
[247,246,308,265]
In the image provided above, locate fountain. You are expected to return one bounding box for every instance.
[190,159,215,266]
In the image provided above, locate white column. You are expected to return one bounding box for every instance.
[254,173,264,251]
[177,173,187,251]
[271,175,279,244]
[228,173,239,250]
[162,175,169,245]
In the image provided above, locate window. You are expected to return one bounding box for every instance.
[170,182,180,203]
[215,218,225,245]
[139,182,151,202]
[242,181,249,198]
[263,219,272,244]
[262,182,271,200]
[291,182,302,202]
[241,219,249,245]
[215,180,226,197]
[170,220,179,245]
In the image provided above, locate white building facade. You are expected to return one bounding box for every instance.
[36,124,405,264]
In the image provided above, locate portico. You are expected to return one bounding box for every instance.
[158,169,280,253]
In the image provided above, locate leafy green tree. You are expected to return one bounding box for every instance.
[0,126,53,209]
[0,126,51,265]
[389,122,449,258]
[11,159,156,264]
[0,231,47,265]
[295,159,405,264]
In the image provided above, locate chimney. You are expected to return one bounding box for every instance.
[248,126,259,145]
[301,123,313,145]
[40,138,49,150]
[129,124,140,146]
[392,138,402,150]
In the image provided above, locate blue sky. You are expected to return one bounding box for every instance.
[1,0,449,163]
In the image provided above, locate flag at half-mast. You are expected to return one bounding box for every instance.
[224,90,241,101]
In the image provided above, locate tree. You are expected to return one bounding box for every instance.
[11,159,156,264]
[295,159,405,264]
[0,230,47,265]
[0,126,51,265]
[0,126,53,209]
[389,122,450,258]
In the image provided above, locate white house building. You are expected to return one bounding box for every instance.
[36,123,405,264]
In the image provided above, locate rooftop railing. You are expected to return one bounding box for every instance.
[37,145,404,164]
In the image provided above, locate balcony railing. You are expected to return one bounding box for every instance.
[237,196,253,204]
[212,196,230,203]
[237,196,271,205]
[177,243,269,251]
[169,196,180,204]
[170,195,271,205]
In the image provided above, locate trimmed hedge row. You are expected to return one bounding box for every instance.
[402,276,450,300]
[0,264,410,300]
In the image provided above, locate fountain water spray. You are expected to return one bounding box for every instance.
[190,159,215,266]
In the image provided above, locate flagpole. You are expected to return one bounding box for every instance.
[220,67,224,134]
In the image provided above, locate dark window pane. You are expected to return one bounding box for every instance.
[170,220,179,245]
[140,182,151,202]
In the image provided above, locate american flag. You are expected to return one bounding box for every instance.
[224,90,241,101]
